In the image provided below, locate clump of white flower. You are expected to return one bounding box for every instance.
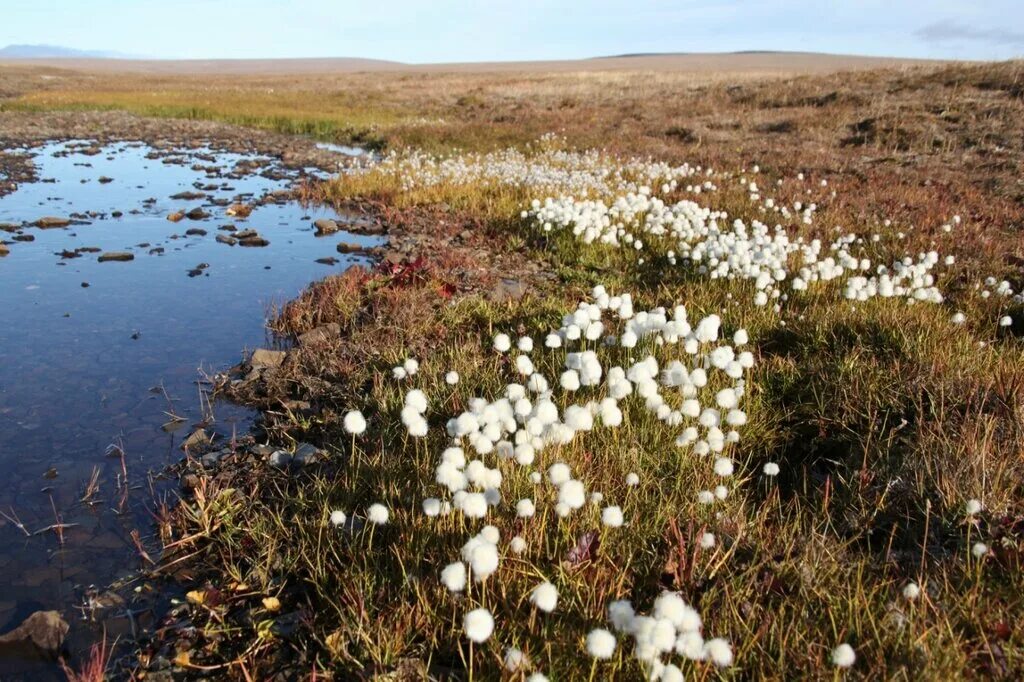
[343,410,367,435]
[585,628,616,659]
[832,643,856,668]
[464,608,494,642]
[366,503,389,525]
[530,581,559,613]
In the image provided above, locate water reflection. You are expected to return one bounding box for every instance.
[0,140,377,677]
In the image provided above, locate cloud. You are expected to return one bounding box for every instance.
[916,20,1024,47]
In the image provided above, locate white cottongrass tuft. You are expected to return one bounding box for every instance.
[493,333,512,352]
[445,371,460,385]
[626,472,640,486]
[831,643,856,668]
[703,638,733,667]
[343,410,367,435]
[516,498,536,518]
[504,647,529,672]
[530,581,559,613]
[763,462,780,476]
[440,562,466,592]
[585,628,617,659]
[902,582,920,600]
[966,499,982,516]
[972,542,989,558]
[367,503,389,525]
[601,505,624,528]
[329,510,347,527]
[463,608,494,642]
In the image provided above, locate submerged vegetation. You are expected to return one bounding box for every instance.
[5,59,1022,678]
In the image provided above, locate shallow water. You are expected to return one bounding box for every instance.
[0,141,378,676]
[315,141,366,157]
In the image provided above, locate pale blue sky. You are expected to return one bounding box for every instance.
[3,0,1023,62]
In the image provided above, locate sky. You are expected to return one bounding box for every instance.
[3,0,1023,62]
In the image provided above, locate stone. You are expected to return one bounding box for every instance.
[488,278,528,302]
[337,242,366,254]
[238,235,269,247]
[167,210,185,222]
[250,349,286,369]
[292,442,324,466]
[298,323,340,347]
[98,176,114,184]
[0,610,69,660]
[185,207,210,220]
[170,191,207,200]
[98,251,134,262]
[226,204,252,217]
[181,429,211,452]
[215,234,238,246]
[0,243,8,257]
[268,450,292,467]
[314,218,339,235]
[33,216,70,229]
[185,228,207,236]
[201,450,229,468]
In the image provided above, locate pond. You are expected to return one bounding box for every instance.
[0,140,377,677]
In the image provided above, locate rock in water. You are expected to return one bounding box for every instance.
[0,610,69,660]
[336,242,366,254]
[98,251,134,262]
[33,217,71,229]
[181,429,211,452]
[314,218,340,235]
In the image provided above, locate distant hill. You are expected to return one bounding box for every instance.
[0,44,134,59]
[0,51,945,76]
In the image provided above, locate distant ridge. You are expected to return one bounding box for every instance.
[0,44,136,59]
[595,50,857,59]
[0,52,945,76]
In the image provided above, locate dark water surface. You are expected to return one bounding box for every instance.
[0,141,376,676]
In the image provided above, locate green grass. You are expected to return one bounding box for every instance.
[4,90,404,149]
